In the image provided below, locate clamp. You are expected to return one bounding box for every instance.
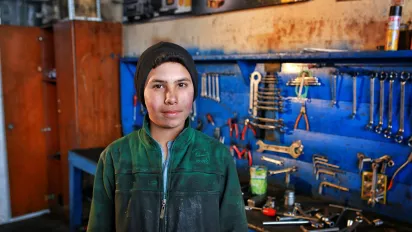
[294,103,309,131]
[227,118,239,138]
[241,119,256,140]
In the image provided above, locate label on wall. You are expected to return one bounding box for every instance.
[192,0,310,15]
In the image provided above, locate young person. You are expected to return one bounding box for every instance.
[87,42,248,232]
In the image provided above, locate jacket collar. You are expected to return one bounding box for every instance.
[139,114,194,149]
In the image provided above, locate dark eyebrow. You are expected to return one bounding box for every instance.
[175,77,191,83]
[149,78,191,84]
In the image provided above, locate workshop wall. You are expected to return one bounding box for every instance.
[123,0,412,56]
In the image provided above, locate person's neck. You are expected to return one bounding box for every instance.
[150,121,185,148]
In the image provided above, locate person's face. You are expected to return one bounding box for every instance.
[144,62,194,129]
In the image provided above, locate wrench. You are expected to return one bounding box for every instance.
[215,74,220,102]
[249,72,262,117]
[330,72,337,107]
[395,72,410,143]
[207,74,212,99]
[256,140,303,159]
[366,73,377,130]
[368,162,379,207]
[211,74,216,100]
[261,155,284,166]
[375,72,387,134]
[256,105,284,112]
[201,73,207,97]
[351,73,358,119]
[384,72,396,138]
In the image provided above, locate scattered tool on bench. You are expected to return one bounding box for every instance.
[256,140,304,159]
[294,102,310,131]
[248,223,269,232]
[245,206,276,216]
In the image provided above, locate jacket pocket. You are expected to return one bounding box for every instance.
[166,172,221,232]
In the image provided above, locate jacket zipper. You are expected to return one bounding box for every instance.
[160,199,166,219]
[160,141,174,232]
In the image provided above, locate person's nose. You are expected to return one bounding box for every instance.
[164,87,177,105]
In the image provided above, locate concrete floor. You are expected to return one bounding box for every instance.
[0,214,70,232]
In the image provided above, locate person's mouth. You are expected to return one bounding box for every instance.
[162,110,182,117]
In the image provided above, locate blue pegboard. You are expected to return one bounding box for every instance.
[119,51,412,224]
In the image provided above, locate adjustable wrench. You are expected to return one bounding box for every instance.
[351,73,358,119]
[395,72,410,143]
[384,72,396,139]
[256,140,303,159]
[215,74,220,102]
[366,73,377,130]
[375,72,387,134]
[249,72,262,117]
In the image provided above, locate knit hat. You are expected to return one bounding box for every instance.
[134,42,198,108]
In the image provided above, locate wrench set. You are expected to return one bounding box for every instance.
[200,73,220,102]
[249,71,285,132]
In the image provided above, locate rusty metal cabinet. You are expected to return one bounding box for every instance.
[53,20,122,208]
[0,25,60,217]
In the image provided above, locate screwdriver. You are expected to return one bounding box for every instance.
[206,113,215,126]
[133,94,137,122]
[245,206,276,216]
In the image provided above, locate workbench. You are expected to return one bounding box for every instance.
[68,148,412,232]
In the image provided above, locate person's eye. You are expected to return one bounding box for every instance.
[178,82,188,88]
[153,84,164,89]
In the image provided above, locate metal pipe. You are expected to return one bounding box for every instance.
[263,220,310,225]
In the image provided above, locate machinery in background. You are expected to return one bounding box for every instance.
[123,0,191,23]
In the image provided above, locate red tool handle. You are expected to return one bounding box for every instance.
[133,94,138,106]
[262,208,276,217]
[234,124,239,139]
[247,151,252,166]
[241,126,248,140]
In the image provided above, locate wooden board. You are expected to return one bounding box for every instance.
[0,25,48,217]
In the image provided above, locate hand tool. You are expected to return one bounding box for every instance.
[300,226,339,232]
[253,116,284,125]
[261,80,278,84]
[263,220,310,225]
[133,94,138,122]
[372,219,383,226]
[227,118,239,138]
[261,155,284,166]
[264,196,276,209]
[256,105,284,112]
[357,153,372,172]
[211,73,216,101]
[232,144,252,166]
[365,73,377,130]
[408,136,412,147]
[313,154,328,163]
[258,91,282,96]
[201,73,207,97]
[249,71,262,117]
[318,181,349,195]
[248,223,269,232]
[314,164,344,176]
[206,113,215,126]
[329,204,362,226]
[351,73,358,119]
[315,212,335,227]
[190,101,197,121]
[254,100,283,106]
[284,190,295,207]
[316,169,337,181]
[294,102,310,131]
[196,118,203,131]
[388,152,412,190]
[207,74,212,99]
[330,72,337,107]
[258,95,283,101]
[241,119,256,140]
[256,140,304,159]
[395,72,410,143]
[338,216,362,232]
[375,72,387,134]
[287,77,321,86]
[250,122,285,133]
[356,212,372,225]
[259,87,282,92]
[215,74,220,102]
[247,194,268,207]
[268,166,298,186]
[245,206,276,216]
[384,72,396,138]
[312,161,339,174]
[368,162,379,207]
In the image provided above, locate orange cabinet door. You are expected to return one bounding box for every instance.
[0,25,48,217]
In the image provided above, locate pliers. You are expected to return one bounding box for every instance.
[227,118,239,139]
[294,103,310,131]
[231,144,252,166]
[241,119,256,140]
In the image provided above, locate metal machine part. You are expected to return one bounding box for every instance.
[256,140,304,159]
[263,220,310,225]
[357,153,372,172]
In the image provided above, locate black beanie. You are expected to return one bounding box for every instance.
[134,42,198,108]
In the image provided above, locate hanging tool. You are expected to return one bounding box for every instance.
[261,155,284,166]
[133,94,138,122]
[256,140,304,159]
[232,144,252,166]
[206,113,215,126]
[395,72,410,143]
[249,71,262,117]
[366,73,377,130]
[190,100,197,121]
[388,152,412,190]
[318,181,349,195]
[330,72,337,107]
[375,72,387,134]
[201,73,207,98]
[241,119,256,140]
[384,72,396,139]
[227,118,239,138]
[294,102,310,131]
[215,74,220,102]
[268,166,298,186]
[351,73,358,119]
[207,74,212,99]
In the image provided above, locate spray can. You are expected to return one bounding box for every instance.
[385,5,403,51]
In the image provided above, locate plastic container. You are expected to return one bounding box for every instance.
[250,166,268,195]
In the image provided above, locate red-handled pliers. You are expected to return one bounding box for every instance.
[231,144,252,166]
[227,118,239,139]
[241,119,256,140]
